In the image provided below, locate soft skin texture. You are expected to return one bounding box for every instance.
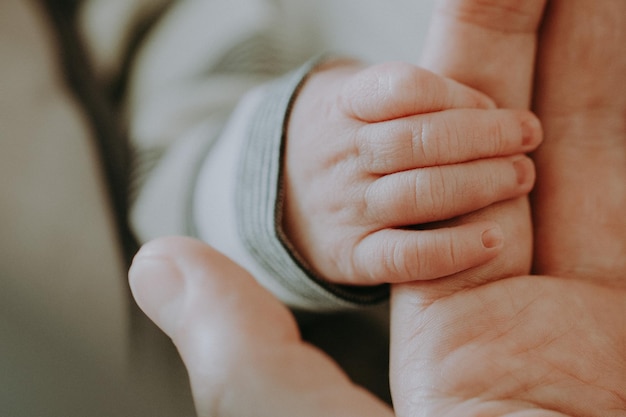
[127,1,626,416]
[391,275,626,417]
[531,0,626,283]
[283,58,541,287]
[390,0,626,416]
[389,0,548,300]
[129,237,394,417]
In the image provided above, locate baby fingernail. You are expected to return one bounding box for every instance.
[513,156,532,185]
[482,227,503,249]
[521,116,541,147]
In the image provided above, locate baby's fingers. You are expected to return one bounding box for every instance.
[340,62,495,122]
[364,155,536,227]
[358,109,542,175]
[351,222,503,284]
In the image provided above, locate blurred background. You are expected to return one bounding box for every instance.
[1,0,423,414]
[0,1,196,415]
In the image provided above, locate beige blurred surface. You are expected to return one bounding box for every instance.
[0,1,193,415]
[0,2,394,414]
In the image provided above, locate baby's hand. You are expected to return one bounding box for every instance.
[282,60,542,286]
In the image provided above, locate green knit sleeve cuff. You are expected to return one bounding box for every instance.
[236,56,389,309]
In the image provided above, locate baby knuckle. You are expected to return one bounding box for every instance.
[375,62,435,101]
[354,127,380,169]
[436,232,459,269]
[415,169,449,218]
[409,122,429,164]
[330,241,355,280]
[481,168,505,196]
[486,113,522,155]
[382,238,412,280]
[384,61,427,84]
[355,125,407,174]
[361,180,383,221]
[352,237,387,283]
[415,233,459,279]
[356,62,420,102]
[431,118,459,163]
[486,118,508,154]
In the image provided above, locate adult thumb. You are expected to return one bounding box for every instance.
[129,236,393,417]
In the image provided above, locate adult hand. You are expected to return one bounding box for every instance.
[531,0,626,283]
[129,237,393,417]
[402,0,548,298]
[392,275,626,417]
[390,1,626,416]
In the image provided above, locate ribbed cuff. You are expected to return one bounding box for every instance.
[236,56,389,309]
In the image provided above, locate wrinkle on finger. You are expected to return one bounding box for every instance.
[435,0,547,35]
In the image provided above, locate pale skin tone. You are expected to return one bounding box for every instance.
[283,59,541,286]
[128,0,626,415]
[391,0,626,416]
[129,237,395,417]
[531,0,626,283]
